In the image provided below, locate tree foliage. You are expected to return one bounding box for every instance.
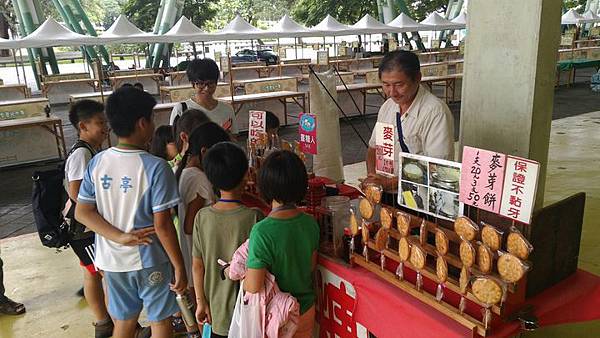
[291,0,378,27]
[404,0,448,21]
[205,0,292,30]
[123,0,218,31]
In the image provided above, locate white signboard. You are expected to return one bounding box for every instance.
[375,122,394,176]
[499,156,540,224]
[248,110,266,145]
[317,50,329,66]
[219,56,230,72]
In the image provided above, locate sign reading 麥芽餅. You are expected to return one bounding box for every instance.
[317,50,330,66]
[459,146,540,225]
[498,156,540,224]
[298,112,317,154]
[459,146,506,214]
[375,122,395,176]
[248,110,266,145]
[398,152,463,221]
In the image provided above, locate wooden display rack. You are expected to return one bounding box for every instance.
[349,209,526,337]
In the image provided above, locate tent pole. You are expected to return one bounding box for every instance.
[18,48,28,87]
[202,41,206,58]
[12,49,21,84]
[294,37,297,59]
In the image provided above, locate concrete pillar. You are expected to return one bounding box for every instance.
[459,0,562,207]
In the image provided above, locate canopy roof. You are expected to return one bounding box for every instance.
[387,13,425,32]
[451,11,467,25]
[311,15,352,35]
[420,12,464,30]
[159,16,207,42]
[580,10,600,24]
[98,15,159,43]
[266,14,317,38]
[561,9,584,25]
[19,18,97,48]
[214,15,267,40]
[351,14,393,34]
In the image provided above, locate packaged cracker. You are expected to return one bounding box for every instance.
[481,222,503,251]
[435,229,449,255]
[454,216,479,241]
[497,251,531,284]
[507,227,533,260]
[396,211,411,237]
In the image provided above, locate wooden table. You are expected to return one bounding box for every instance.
[159,83,231,103]
[421,73,463,103]
[0,84,29,100]
[0,115,67,160]
[41,78,97,100]
[218,90,306,127]
[335,82,384,115]
[109,73,163,94]
[69,91,113,104]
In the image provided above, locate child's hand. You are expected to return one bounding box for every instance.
[116,227,155,246]
[170,267,187,294]
[196,302,211,324]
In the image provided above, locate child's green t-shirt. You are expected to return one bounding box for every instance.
[246,212,320,314]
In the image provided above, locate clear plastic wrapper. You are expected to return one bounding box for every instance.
[380,207,394,230]
[363,183,383,205]
[507,227,533,260]
[362,220,370,261]
[435,229,449,255]
[477,242,493,274]
[396,261,404,280]
[497,250,531,283]
[359,197,374,220]
[459,266,470,314]
[459,240,476,268]
[436,256,448,302]
[374,228,389,252]
[398,236,411,262]
[396,211,411,237]
[410,243,427,270]
[380,251,386,271]
[349,208,360,236]
[471,276,507,330]
[481,222,504,251]
[454,216,479,241]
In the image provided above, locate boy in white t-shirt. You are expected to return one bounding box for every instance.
[169,58,236,133]
[63,99,113,337]
[76,87,187,338]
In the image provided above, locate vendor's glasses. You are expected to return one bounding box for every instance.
[192,80,217,88]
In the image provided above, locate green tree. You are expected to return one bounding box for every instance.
[563,0,588,11]
[404,0,447,21]
[291,0,378,26]
[206,0,291,30]
[122,0,218,31]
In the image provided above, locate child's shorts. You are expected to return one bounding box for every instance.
[104,262,178,322]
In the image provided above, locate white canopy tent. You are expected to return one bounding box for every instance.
[266,14,318,38]
[580,10,600,24]
[420,12,465,30]
[18,18,98,48]
[451,11,467,26]
[561,9,584,25]
[351,14,394,34]
[212,15,268,41]
[158,16,208,43]
[97,15,159,44]
[311,15,353,36]
[0,36,19,49]
[387,13,425,32]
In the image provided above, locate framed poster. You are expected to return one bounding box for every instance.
[398,152,463,221]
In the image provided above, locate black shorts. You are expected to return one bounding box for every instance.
[69,233,98,275]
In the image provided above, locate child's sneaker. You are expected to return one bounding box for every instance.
[93,318,114,338]
[172,315,187,333]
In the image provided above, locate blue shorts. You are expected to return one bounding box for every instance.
[104,262,178,322]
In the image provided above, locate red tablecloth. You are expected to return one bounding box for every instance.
[316,255,600,338]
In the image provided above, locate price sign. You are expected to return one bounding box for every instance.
[375,122,395,176]
[459,146,506,213]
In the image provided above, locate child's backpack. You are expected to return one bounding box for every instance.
[31,140,95,248]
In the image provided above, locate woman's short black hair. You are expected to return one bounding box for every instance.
[203,142,248,192]
[105,86,156,137]
[378,50,421,81]
[174,109,210,151]
[186,58,220,83]
[258,150,307,204]
[68,99,104,131]
[176,122,231,181]
[265,111,280,131]
[150,125,175,160]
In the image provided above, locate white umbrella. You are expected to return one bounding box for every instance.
[19,18,98,48]
[266,14,318,38]
[211,15,268,41]
[451,11,467,26]
[0,36,19,49]
[561,9,584,25]
[310,15,353,36]
[580,10,600,24]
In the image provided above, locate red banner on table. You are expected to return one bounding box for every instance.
[299,112,317,154]
[375,122,395,176]
[459,146,506,213]
[248,110,266,145]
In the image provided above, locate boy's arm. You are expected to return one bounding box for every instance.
[76,203,155,245]
[154,209,187,294]
[193,256,211,324]
[184,195,205,235]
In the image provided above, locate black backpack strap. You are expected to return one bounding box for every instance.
[181,101,187,112]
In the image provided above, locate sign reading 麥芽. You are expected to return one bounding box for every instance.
[499,156,540,225]
[298,112,317,154]
[375,122,395,176]
[248,110,266,145]
[459,146,506,213]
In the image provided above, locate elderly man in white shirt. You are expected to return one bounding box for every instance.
[364,50,454,194]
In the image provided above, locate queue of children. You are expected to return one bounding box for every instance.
[59,57,318,338]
